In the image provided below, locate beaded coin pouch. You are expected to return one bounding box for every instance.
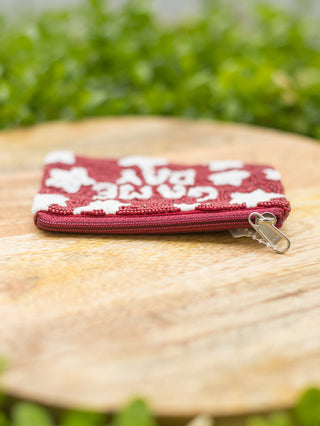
[32,151,291,253]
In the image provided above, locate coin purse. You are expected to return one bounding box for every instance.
[32,151,291,252]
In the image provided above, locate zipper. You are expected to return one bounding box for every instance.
[248,211,290,253]
[230,211,291,253]
[36,211,252,233]
[36,208,290,253]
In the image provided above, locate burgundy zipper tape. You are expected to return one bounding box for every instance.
[35,207,285,234]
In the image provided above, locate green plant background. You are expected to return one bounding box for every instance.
[1,388,320,426]
[1,0,320,423]
[0,0,319,139]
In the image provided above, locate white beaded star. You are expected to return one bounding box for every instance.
[31,193,69,214]
[174,203,200,212]
[264,168,281,181]
[209,170,250,186]
[208,160,243,171]
[45,150,75,165]
[230,188,285,208]
[73,200,130,215]
[45,167,96,194]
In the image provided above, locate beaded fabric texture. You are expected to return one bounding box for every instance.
[32,151,290,233]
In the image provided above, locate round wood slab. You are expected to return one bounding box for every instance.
[0,117,320,416]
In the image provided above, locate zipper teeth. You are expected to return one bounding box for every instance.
[36,216,257,233]
[36,209,284,234]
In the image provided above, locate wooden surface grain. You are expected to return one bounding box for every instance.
[0,117,320,416]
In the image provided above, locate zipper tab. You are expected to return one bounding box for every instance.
[248,212,291,253]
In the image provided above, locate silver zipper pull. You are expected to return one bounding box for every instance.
[248,212,291,253]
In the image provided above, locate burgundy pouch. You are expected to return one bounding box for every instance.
[32,151,291,252]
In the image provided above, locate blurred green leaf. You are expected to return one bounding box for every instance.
[295,388,320,426]
[0,412,10,426]
[0,359,8,409]
[12,402,54,426]
[60,409,106,426]
[0,360,7,376]
[247,417,269,426]
[247,412,292,426]
[268,413,292,426]
[111,399,156,426]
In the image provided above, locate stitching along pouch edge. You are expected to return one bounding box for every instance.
[32,151,291,252]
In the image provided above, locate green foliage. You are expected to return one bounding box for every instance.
[60,409,106,426]
[0,0,319,138]
[0,412,10,426]
[0,399,154,426]
[0,360,8,376]
[247,412,292,426]
[111,399,156,426]
[11,402,54,426]
[246,388,320,426]
[0,390,318,426]
[0,360,8,410]
[295,388,320,426]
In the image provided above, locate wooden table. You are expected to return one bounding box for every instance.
[0,117,320,416]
